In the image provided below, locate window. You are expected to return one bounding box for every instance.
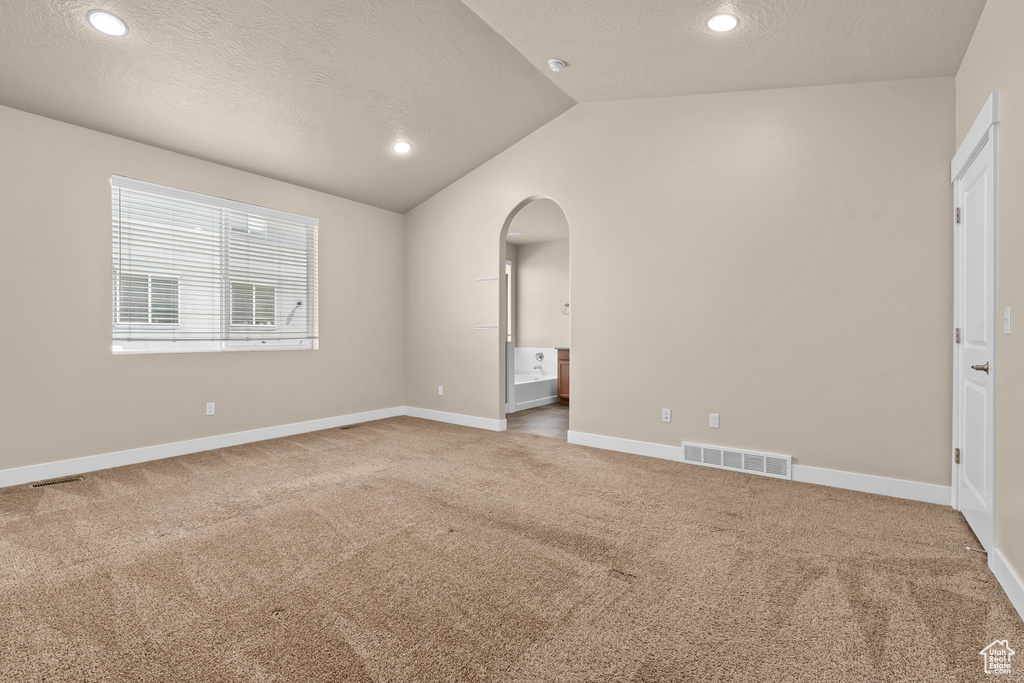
[232,215,269,237]
[231,282,276,327]
[111,175,318,354]
[116,274,179,325]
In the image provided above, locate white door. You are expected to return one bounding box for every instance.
[954,128,996,550]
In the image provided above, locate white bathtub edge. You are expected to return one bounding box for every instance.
[513,396,561,412]
[513,375,559,385]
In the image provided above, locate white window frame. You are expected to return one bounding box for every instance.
[111,175,318,354]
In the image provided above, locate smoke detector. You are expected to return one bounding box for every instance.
[548,59,566,73]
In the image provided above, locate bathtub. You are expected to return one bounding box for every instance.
[513,373,559,412]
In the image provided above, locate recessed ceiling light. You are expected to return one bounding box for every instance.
[87,10,128,37]
[707,13,739,32]
[548,59,566,73]
[392,140,412,154]
[508,232,522,237]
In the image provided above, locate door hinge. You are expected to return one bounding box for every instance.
[956,328,961,344]
[955,207,961,224]
[955,447,961,464]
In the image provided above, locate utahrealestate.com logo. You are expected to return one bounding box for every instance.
[980,640,1015,675]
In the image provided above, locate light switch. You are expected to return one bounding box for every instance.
[1005,307,1012,334]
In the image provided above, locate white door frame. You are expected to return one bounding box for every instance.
[951,92,999,528]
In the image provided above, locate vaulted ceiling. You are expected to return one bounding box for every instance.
[462,0,988,101]
[0,0,986,213]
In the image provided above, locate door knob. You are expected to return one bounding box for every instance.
[971,362,990,374]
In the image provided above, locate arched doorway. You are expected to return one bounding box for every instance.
[499,197,571,439]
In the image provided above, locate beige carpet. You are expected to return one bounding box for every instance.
[1,416,1021,682]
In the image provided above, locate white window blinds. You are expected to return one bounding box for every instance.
[111,175,318,354]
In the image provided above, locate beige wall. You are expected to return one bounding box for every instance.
[956,0,1024,593]
[516,239,570,348]
[405,78,955,485]
[0,105,405,471]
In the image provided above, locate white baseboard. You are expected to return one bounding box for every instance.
[567,430,684,463]
[2,415,951,510]
[791,464,951,505]
[402,407,507,432]
[0,405,513,489]
[990,548,1024,623]
[513,396,561,412]
[0,407,406,489]
[567,430,951,506]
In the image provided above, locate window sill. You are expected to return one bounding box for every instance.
[112,342,317,355]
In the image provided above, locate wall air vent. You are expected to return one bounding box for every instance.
[680,441,792,480]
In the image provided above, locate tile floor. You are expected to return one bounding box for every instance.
[505,402,569,440]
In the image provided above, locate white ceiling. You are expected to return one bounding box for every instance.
[0,0,573,213]
[0,0,986,213]
[462,0,987,101]
[506,198,569,245]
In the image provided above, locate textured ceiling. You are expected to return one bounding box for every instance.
[0,1,987,213]
[0,0,574,213]
[507,198,569,245]
[460,0,987,101]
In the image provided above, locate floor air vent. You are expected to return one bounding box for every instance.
[29,477,83,489]
[680,441,791,480]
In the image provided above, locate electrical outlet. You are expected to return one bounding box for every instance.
[661,408,671,423]
[438,385,444,396]
[710,413,720,428]
[206,402,216,416]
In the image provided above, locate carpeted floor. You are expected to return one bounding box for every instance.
[1,416,1021,682]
